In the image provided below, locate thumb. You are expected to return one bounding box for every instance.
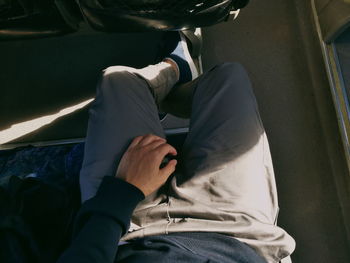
[159,159,177,179]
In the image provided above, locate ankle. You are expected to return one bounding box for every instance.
[163,58,180,82]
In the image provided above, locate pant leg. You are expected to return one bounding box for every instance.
[121,63,295,262]
[165,63,295,262]
[80,67,165,202]
[173,62,279,223]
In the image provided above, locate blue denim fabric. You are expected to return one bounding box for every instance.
[116,232,267,263]
[0,143,84,185]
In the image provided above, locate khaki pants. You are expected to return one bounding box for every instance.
[79,63,295,263]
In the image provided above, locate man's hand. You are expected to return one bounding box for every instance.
[116,134,177,197]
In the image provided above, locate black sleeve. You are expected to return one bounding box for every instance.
[57,176,145,263]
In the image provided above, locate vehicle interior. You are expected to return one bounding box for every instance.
[1,0,350,262]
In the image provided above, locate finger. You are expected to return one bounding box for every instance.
[129,136,144,148]
[159,159,177,178]
[153,144,177,162]
[146,139,167,150]
[139,134,166,146]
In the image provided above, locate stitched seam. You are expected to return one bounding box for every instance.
[165,196,172,234]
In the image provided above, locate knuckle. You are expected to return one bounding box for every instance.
[166,144,174,151]
[157,144,167,151]
[153,140,165,146]
[167,143,173,149]
[150,134,164,140]
[151,148,161,155]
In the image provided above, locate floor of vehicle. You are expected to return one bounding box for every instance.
[1,0,350,262]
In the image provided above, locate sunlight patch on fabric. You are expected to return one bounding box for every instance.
[0,98,94,144]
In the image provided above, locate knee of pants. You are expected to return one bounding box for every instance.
[211,62,250,87]
[197,62,254,99]
[96,66,145,100]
